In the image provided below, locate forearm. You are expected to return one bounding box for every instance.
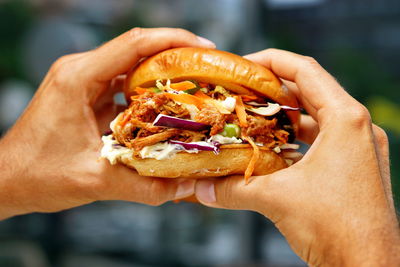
[0,133,30,220]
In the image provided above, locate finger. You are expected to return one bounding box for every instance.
[94,75,126,109]
[109,75,126,95]
[298,114,319,145]
[86,27,216,83]
[371,125,394,211]
[283,79,317,118]
[194,174,282,215]
[98,161,195,205]
[280,80,319,145]
[94,75,127,133]
[244,49,359,123]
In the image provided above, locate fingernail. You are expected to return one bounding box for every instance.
[175,180,195,199]
[196,36,216,48]
[195,180,216,203]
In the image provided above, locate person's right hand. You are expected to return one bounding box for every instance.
[195,49,400,266]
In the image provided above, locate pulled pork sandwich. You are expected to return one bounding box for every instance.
[101,48,301,183]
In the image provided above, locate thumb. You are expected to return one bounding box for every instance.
[194,174,279,213]
[97,160,196,205]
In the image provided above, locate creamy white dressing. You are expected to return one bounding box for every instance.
[101,135,205,162]
[208,134,242,144]
[102,133,302,166]
[221,97,236,112]
[110,112,123,132]
[139,142,181,160]
[101,135,132,164]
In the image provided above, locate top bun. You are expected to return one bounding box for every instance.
[125,47,299,133]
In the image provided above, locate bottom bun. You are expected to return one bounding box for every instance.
[119,147,288,178]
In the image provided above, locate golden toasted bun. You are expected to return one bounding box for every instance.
[119,146,287,178]
[125,47,300,133]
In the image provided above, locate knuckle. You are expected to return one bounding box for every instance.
[50,53,81,71]
[343,104,372,128]
[263,48,279,57]
[373,125,389,146]
[302,56,320,69]
[49,54,86,87]
[174,27,190,35]
[146,179,170,206]
[50,57,74,83]
[217,177,240,208]
[76,174,111,201]
[265,48,279,53]
[71,160,115,201]
[129,27,145,41]
[50,55,69,73]
[50,68,69,86]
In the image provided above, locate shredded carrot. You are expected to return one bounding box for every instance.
[234,96,248,127]
[220,144,271,150]
[194,90,211,100]
[195,91,230,114]
[130,95,141,100]
[241,95,258,102]
[243,136,260,184]
[134,87,148,95]
[118,112,131,127]
[170,81,197,91]
[165,93,204,108]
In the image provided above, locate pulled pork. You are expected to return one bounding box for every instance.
[194,104,227,135]
[112,91,289,152]
[234,114,288,147]
[113,92,206,152]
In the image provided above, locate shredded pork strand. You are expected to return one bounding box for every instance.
[194,104,227,135]
[130,128,181,152]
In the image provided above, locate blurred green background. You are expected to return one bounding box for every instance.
[0,0,399,266]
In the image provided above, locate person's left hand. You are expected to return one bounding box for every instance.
[0,27,216,220]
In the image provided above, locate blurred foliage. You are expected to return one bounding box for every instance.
[368,97,400,135]
[329,48,400,102]
[0,0,35,82]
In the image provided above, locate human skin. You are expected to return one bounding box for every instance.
[1,27,399,266]
[195,49,400,266]
[0,27,216,220]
